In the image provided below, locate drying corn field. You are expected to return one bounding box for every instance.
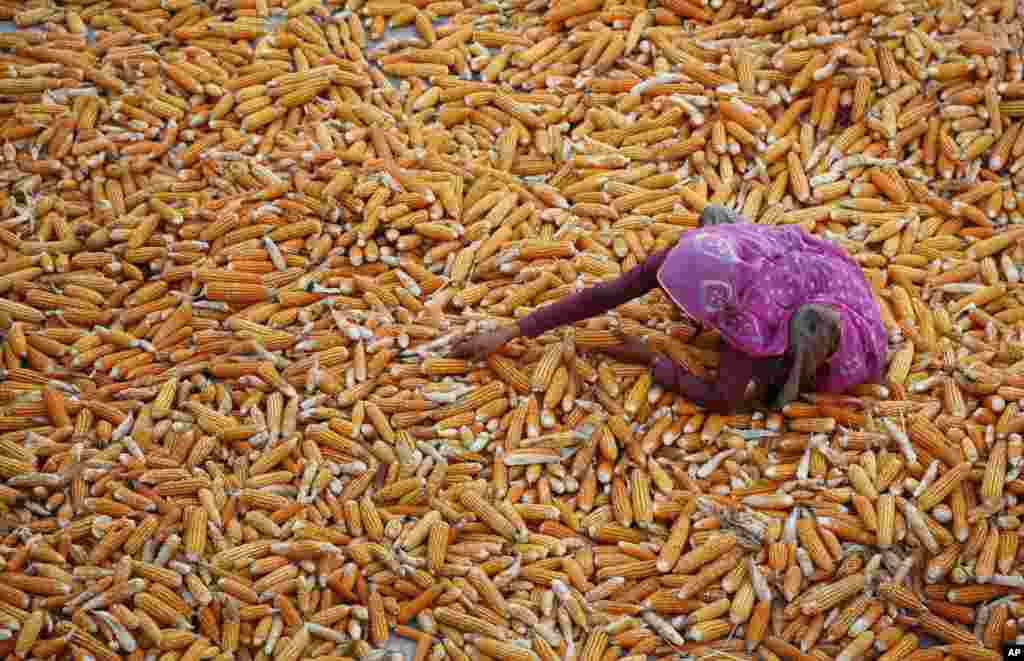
[1,0,1024,660]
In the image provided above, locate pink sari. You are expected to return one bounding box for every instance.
[656,224,888,393]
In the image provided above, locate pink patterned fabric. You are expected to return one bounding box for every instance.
[657,224,887,393]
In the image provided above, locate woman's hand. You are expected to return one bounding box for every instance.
[601,334,657,366]
[450,326,519,361]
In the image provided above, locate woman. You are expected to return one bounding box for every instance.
[451,205,888,413]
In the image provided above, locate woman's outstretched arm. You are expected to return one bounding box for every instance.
[517,248,669,338]
[452,249,669,359]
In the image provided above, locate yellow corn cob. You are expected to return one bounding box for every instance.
[981,440,1006,505]
[530,342,563,393]
[542,366,569,412]
[675,533,738,574]
[468,635,539,661]
[797,572,866,616]
[879,583,926,612]
[943,645,1001,661]
[421,358,471,376]
[906,415,962,467]
[14,609,44,658]
[495,272,556,315]
[797,519,835,573]
[459,488,521,543]
[729,581,756,625]
[434,607,507,639]
[0,298,44,323]
[887,342,914,384]
[688,618,731,642]
[876,633,918,661]
[624,372,652,419]
[917,461,971,510]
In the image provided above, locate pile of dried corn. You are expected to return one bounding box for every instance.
[0,0,1022,660]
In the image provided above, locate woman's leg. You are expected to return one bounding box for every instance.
[751,355,789,408]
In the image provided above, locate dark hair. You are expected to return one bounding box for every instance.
[790,305,840,357]
[699,204,746,227]
[776,305,841,407]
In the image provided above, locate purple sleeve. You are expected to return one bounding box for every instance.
[518,250,669,339]
[652,344,755,413]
